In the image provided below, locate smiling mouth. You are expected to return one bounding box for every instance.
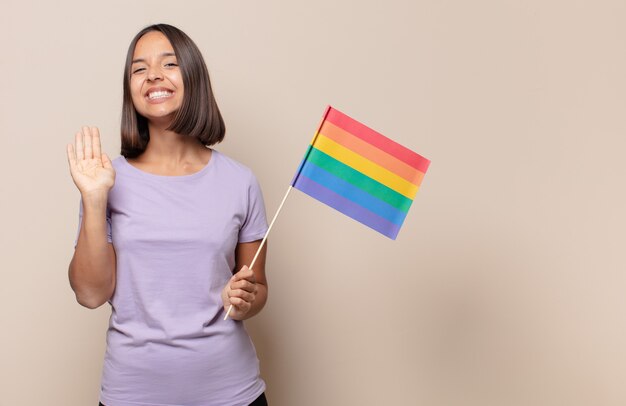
[147,90,173,100]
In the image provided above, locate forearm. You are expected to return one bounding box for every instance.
[69,192,116,308]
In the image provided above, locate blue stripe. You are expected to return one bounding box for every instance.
[299,160,408,226]
[293,174,401,239]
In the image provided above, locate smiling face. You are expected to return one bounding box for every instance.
[120,24,226,157]
[130,31,184,125]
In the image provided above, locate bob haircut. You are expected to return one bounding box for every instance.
[120,24,225,158]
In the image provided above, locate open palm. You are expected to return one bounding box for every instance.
[66,126,115,196]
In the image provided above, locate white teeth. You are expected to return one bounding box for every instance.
[148,90,172,100]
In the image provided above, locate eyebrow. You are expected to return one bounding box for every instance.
[131,52,176,64]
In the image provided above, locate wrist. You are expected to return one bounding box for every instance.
[81,190,109,207]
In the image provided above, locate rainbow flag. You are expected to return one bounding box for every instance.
[291,106,430,239]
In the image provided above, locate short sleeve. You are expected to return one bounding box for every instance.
[238,172,268,243]
[73,197,113,248]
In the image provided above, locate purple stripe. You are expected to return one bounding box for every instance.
[293,174,401,239]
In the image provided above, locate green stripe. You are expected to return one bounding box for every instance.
[307,147,412,213]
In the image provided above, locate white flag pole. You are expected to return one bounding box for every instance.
[224,185,294,320]
[224,105,330,320]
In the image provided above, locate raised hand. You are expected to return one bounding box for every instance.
[66,126,116,197]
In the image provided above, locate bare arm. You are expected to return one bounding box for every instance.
[66,127,117,309]
[69,192,117,308]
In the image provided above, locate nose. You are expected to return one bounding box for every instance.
[147,66,163,82]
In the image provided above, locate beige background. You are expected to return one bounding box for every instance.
[1,0,625,405]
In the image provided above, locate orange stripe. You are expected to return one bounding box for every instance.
[319,121,425,186]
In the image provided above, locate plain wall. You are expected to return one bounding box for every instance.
[1,0,625,405]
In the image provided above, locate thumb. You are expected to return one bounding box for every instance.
[236,265,252,279]
[102,153,113,169]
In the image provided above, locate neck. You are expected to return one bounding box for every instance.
[139,120,207,165]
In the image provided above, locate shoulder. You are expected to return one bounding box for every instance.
[110,156,126,170]
[212,150,258,184]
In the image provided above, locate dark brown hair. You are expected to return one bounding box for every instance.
[120,24,225,158]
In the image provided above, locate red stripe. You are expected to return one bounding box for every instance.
[325,107,430,173]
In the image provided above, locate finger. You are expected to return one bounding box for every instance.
[231,279,256,293]
[229,289,255,302]
[229,284,256,300]
[234,265,255,283]
[83,126,93,160]
[75,131,84,160]
[66,144,76,168]
[91,127,102,159]
[231,279,255,293]
[67,144,78,175]
[102,153,113,169]
[229,296,251,310]
[234,274,256,286]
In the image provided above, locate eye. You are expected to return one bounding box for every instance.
[164,63,178,68]
[132,67,146,74]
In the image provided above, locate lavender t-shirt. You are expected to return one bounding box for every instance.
[74,149,268,406]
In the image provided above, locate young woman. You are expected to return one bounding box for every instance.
[67,24,269,406]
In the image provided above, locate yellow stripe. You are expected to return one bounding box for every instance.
[313,134,418,199]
